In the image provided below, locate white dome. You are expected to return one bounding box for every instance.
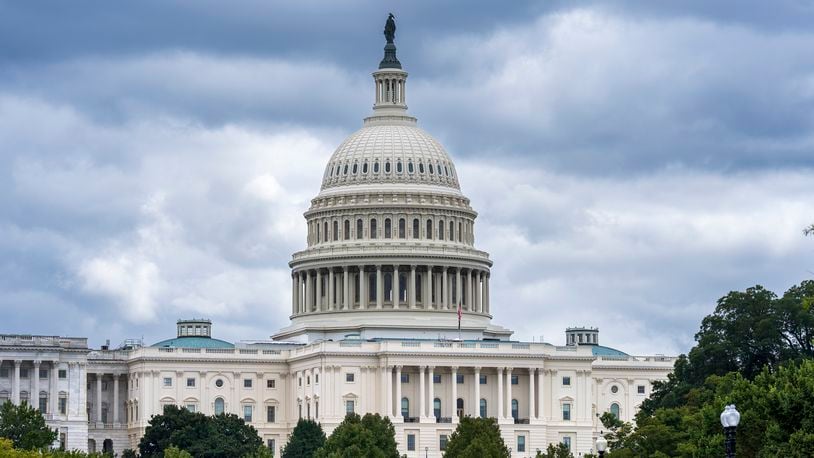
[320,124,461,191]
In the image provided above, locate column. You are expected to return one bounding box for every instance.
[441,267,448,309]
[424,266,432,309]
[359,266,367,309]
[50,361,58,416]
[419,366,426,418]
[496,367,503,421]
[395,366,402,418]
[305,270,312,312]
[299,272,305,313]
[451,367,458,422]
[537,368,545,421]
[455,268,462,307]
[316,269,322,311]
[409,266,416,309]
[113,375,120,425]
[376,265,383,309]
[505,368,512,420]
[386,366,393,417]
[466,269,473,311]
[33,361,40,411]
[291,274,297,315]
[427,367,435,419]
[485,274,490,313]
[97,373,103,423]
[393,266,400,307]
[528,368,536,421]
[343,267,350,310]
[473,367,481,417]
[476,271,482,313]
[328,269,335,310]
[12,360,21,404]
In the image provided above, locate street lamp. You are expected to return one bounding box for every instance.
[720,404,741,458]
[425,446,428,458]
[595,433,608,458]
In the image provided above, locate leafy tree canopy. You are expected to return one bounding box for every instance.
[314,413,399,458]
[535,443,574,458]
[443,416,509,458]
[281,418,326,458]
[0,401,58,450]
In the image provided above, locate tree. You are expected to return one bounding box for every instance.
[443,416,509,458]
[280,419,326,458]
[0,401,57,450]
[314,413,399,458]
[535,443,573,458]
[804,224,814,236]
[164,446,192,458]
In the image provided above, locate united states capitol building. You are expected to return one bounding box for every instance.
[0,19,675,457]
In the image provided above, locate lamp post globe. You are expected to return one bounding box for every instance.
[721,404,740,458]
[596,434,608,457]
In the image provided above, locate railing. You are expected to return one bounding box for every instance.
[403,416,419,423]
[433,342,452,348]
[479,343,498,349]
[514,418,530,424]
[401,342,421,347]
[339,341,362,347]
[0,335,88,349]
[262,350,281,355]
[436,417,452,424]
[182,348,201,353]
[205,349,235,354]
[239,349,258,354]
[511,343,530,350]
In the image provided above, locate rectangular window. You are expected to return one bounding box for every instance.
[39,396,47,413]
[186,404,197,413]
[267,379,276,389]
[563,436,572,450]
[479,375,487,385]
[244,379,253,388]
[163,377,172,387]
[401,373,410,383]
[562,376,571,386]
[346,373,355,383]
[59,397,67,414]
[299,378,302,386]
[345,400,355,415]
[456,374,464,384]
[267,439,275,452]
[58,369,67,379]
[511,375,519,385]
[243,405,253,422]
[102,382,108,391]
[315,374,319,384]
[638,385,646,394]
[39,369,48,379]
[562,403,571,421]
[517,435,526,452]
[267,406,276,423]
[20,368,28,378]
[187,378,196,388]
[440,435,448,451]
[407,434,416,451]
[433,374,441,384]
[0,368,7,378]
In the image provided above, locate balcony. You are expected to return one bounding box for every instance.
[403,416,419,423]
[514,418,530,424]
[435,416,452,424]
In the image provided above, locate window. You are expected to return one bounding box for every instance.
[363,161,369,174]
[438,220,444,240]
[298,404,302,419]
[562,376,571,386]
[458,222,462,242]
[456,374,464,384]
[214,398,225,415]
[384,218,392,238]
[306,376,310,385]
[333,221,338,241]
[562,403,571,421]
[267,405,276,422]
[401,398,409,418]
[315,374,319,384]
[370,219,377,239]
[344,220,350,240]
[439,434,448,451]
[345,400,355,415]
[480,399,487,418]
[419,162,425,173]
[267,439,276,452]
[511,399,519,420]
[59,396,67,414]
[306,403,310,419]
[479,375,487,385]
[401,373,410,383]
[298,378,302,387]
[562,436,572,450]
[433,398,441,419]
[517,435,526,453]
[39,394,47,413]
[385,161,391,173]
[449,222,453,240]
[186,378,195,388]
[398,218,405,238]
[397,161,403,173]
[267,379,276,389]
[408,162,414,173]
[356,219,363,239]
[243,405,253,422]
[323,222,328,242]
[457,398,464,418]
[412,219,419,239]
[426,220,433,240]
[638,385,646,394]
[39,369,48,379]
[346,373,355,382]
[244,379,253,388]
[433,374,441,384]
[59,369,67,379]
[185,404,197,413]
[342,164,348,175]
[407,434,416,451]
[352,163,358,174]
[163,377,172,387]
[20,368,29,378]
[374,162,380,173]
[511,375,519,385]
[0,368,7,378]
[610,403,620,419]
[429,164,435,174]
[215,379,224,388]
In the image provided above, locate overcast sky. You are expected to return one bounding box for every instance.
[1,1,813,355]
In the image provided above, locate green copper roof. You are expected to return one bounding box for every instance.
[592,345,629,357]
[151,336,234,349]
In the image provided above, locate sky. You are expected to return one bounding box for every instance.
[1,1,813,355]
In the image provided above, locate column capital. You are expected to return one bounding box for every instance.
[33,360,42,366]
[395,365,403,370]
[13,359,22,365]
[473,366,481,372]
[410,264,417,270]
[450,366,459,372]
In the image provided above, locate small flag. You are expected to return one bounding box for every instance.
[457,301,462,330]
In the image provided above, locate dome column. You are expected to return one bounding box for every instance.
[424,266,432,309]
[358,265,368,309]
[455,268,462,308]
[466,269,473,311]
[485,273,491,314]
[475,271,483,313]
[291,273,297,315]
[441,267,448,309]
[343,266,351,310]
[409,265,416,309]
[393,265,400,308]
[328,268,335,311]
[316,269,323,311]
[376,265,384,309]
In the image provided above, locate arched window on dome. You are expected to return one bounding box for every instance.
[408,162,414,174]
[329,166,334,177]
[398,218,405,239]
[363,161,369,174]
[385,161,391,173]
[610,403,620,419]
[449,221,454,241]
[352,162,358,175]
[426,220,433,240]
[356,219,363,240]
[428,163,435,175]
[344,220,350,240]
[335,164,341,177]
[396,161,403,173]
[419,162,425,174]
[412,219,419,239]
[323,222,328,242]
[315,223,320,244]
[384,218,392,238]
[458,222,462,243]
[373,162,380,173]
[342,164,348,176]
[438,220,445,240]
[445,165,450,176]
[370,219,378,239]
[333,221,338,241]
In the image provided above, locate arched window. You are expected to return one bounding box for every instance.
[384,218,392,238]
[449,221,454,241]
[363,161,369,174]
[480,399,487,418]
[352,163,358,174]
[426,220,433,240]
[329,166,334,177]
[445,165,449,176]
[412,219,419,239]
[419,162,425,174]
[214,398,225,416]
[610,403,620,419]
[397,161,403,173]
[439,220,445,240]
[408,162,414,173]
[333,221,339,241]
[344,220,350,240]
[323,222,328,242]
[385,161,391,173]
[433,398,441,419]
[373,161,380,173]
[458,222,462,242]
[398,218,405,239]
[429,163,435,175]
[511,399,519,421]
[370,219,378,239]
[335,165,341,176]
[315,223,320,243]
[456,398,464,418]
[401,398,409,418]
[343,164,348,175]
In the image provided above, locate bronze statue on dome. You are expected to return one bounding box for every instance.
[384,13,396,43]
